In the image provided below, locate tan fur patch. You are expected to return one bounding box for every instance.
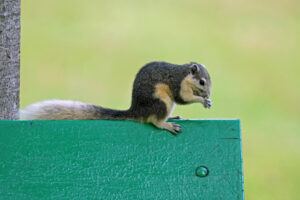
[180,74,202,103]
[146,114,158,124]
[153,83,174,115]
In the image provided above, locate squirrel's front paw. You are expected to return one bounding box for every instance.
[203,98,212,109]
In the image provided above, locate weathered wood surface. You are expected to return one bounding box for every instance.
[0,120,244,200]
[0,0,20,119]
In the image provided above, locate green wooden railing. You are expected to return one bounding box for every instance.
[0,120,244,200]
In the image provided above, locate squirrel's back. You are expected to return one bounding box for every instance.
[130,62,191,104]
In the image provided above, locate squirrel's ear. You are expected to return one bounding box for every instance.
[191,64,199,74]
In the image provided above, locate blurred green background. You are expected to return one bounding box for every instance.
[20,0,299,199]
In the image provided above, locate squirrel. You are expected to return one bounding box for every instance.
[21,61,212,135]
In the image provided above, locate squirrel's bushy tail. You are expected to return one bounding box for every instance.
[20,100,132,120]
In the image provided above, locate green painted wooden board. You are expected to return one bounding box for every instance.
[0,120,243,200]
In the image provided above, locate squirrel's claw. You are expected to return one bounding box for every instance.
[203,98,212,109]
[168,123,182,135]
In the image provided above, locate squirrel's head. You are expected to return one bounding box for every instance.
[189,63,212,98]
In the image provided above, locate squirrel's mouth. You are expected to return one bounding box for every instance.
[193,88,208,98]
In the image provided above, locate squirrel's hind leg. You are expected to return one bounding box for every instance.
[157,121,182,135]
[146,115,182,135]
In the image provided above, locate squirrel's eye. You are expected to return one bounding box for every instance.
[199,79,205,86]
